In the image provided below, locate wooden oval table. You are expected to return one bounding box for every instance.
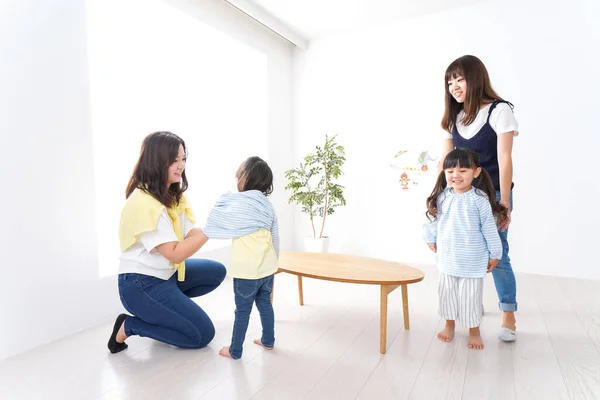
[276,252,425,354]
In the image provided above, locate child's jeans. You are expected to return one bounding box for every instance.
[229,274,275,359]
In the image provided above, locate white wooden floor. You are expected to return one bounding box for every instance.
[2,264,600,400]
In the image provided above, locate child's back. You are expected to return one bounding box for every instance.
[204,189,279,279]
[203,156,278,360]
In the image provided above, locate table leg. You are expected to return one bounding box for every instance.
[380,285,388,354]
[298,275,304,306]
[402,284,409,330]
[380,284,401,354]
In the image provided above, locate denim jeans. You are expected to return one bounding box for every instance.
[492,191,518,312]
[118,258,226,348]
[229,274,275,359]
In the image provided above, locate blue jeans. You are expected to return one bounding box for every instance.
[492,191,518,312]
[229,275,275,359]
[118,258,226,348]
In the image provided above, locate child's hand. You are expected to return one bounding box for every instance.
[487,259,499,273]
[428,243,437,253]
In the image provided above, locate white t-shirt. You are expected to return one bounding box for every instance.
[118,209,195,280]
[444,102,519,139]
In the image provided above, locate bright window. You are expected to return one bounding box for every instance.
[86,0,269,277]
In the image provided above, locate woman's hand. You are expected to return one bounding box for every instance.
[487,259,499,273]
[497,132,513,232]
[428,243,437,253]
[498,201,511,232]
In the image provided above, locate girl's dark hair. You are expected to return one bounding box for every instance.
[125,131,188,207]
[238,156,273,196]
[426,148,507,223]
[441,55,503,133]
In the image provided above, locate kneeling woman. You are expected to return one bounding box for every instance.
[107,131,226,354]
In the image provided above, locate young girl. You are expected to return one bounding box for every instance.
[107,131,226,354]
[440,55,519,342]
[202,156,279,360]
[424,148,508,349]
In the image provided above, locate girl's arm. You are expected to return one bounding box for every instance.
[476,196,503,261]
[437,138,454,173]
[423,217,439,253]
[424,194,444,250]
[497,132,514,231]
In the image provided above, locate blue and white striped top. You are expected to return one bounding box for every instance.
[423,187,502,278]
[203,190,279,257]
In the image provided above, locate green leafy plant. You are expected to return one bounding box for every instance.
[284,134,346,238]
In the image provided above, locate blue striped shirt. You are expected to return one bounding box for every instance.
[203,190,279,257]
[424,187,502,278]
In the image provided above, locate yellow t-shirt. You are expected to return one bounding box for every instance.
[228,228,278,279]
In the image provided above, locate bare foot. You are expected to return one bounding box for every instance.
[437,320,455,343]
[116,321,128,344]
[502,311,516,331]
[253,339,274,350]
[468,327,484,349]
[219,346,233,358]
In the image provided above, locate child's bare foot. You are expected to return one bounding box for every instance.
[219,346,233,358]
[438,320,455,343]
[253,339,274,350]
[468,327,484,349]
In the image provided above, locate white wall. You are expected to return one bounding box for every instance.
[0,0,294,360]
[292,0,600,280]
[164,0,295,251]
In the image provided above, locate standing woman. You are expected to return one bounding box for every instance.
[107,131,226,353]
[439,55,518,342]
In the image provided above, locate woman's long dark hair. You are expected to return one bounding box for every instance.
[441,55,503,133]
[426,148,507,223]
[125,131,188,207]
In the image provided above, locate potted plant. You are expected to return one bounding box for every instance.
[284,134,346,252]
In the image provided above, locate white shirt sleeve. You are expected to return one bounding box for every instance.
[139,210,179,252]
[183,214,195,237]
[490,103,519,136]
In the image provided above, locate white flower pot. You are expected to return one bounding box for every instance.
[303,237,330,253]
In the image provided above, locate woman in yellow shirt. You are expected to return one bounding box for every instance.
[107,131,226,354]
